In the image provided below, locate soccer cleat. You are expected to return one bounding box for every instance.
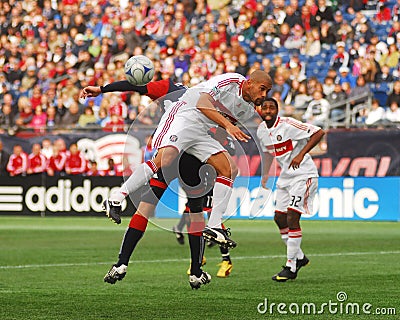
[189,271,211,289]
[104,264,127,284]
[217,260,233,278]
[296,255,310,271]
[206,239,217,248]
[272,266,297,282]
[172,225,185,245]
[103,200,122,224]
[203,227,237,249]
[186,256,207,275]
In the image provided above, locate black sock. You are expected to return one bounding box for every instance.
[220,246,231,263]
[177,212,189,231]
[116,227,144,266]
[188,234,205,277]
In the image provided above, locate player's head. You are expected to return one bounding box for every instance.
[243,70,273,106]
[259,97,279,127]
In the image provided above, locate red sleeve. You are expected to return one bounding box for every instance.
[146,79,171,100]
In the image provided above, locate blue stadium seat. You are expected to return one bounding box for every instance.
[371,82,392,106]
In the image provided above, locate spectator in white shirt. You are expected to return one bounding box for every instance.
[366,99,386,125]
[303,90,331,127]
[385,102,400,123]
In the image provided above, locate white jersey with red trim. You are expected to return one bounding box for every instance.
[257,116,320,187]
[174,73,255,129]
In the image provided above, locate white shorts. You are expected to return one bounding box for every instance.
[152,102,225,162]
[275,177,318,215]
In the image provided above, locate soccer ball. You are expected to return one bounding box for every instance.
[124,55,155,86]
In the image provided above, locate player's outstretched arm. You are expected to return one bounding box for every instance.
[289,129,325,170]
[197,93,251,142]
[79,80,149,99]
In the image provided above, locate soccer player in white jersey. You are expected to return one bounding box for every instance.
[104,70,272,254]
[257,98,325,282]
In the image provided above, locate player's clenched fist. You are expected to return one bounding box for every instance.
[80,86,102,99]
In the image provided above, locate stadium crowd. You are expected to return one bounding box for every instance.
[0,0,400,137]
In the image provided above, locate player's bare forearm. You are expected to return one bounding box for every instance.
[262,152,274,188]
[289,129,325,169]
[197,94,250,142]
[299,129,325,157]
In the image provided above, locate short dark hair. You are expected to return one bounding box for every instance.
[263,97,279,109]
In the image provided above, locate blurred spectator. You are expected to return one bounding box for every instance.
[330,41,350,71]
[271,74,291,101]
[0,104,15,131]
[319,20,336,45]
[142,135,156,163]
[379,43,400,68]
[303,28,321,57]
[78,106,96,127]
[349,75,371,108]
[0,139,10,176]
[376,65,395,84]
[103,114,125,132]
[327,83,348,121]
[104,158,119,176]
[15,97,34,127]
[65,143,86,175]
[315,0,334,24]
[338,66,356,88]
[365,99,385,125]
[27,143,47,175]
[293,81,312,111]
[385,102,400,123]
[387,80,400,106]
[375,3,391,23]
[284,24,305,50]
[86,160,102,176]
[60,102,80,127]
[7,145,27,177]
[284,5,302,28]
[303,90,331,127]
[41,139,53,159]
[47,143,67,177]
[29,105,47,131]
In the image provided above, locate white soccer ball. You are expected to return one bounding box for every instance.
[124,55,155,86]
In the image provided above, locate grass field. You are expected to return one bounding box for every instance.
[0,217,399,320]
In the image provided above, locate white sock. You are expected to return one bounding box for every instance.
[280,227,304,259]
[110,160,157,203]
[207,176,233,229]
[286,228,302,273]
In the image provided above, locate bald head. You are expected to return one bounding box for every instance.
[249,70,273,87]
[242,70,273,106]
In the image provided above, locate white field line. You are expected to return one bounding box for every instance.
[1,250,399,270]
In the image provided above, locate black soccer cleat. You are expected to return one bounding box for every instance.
[172,225,185,245]
[189,271,211,289]
[272,266,297,282]
[296,255,310,271]
[104,264,127,284]
[103,200,122,224]
[203,227,237,249]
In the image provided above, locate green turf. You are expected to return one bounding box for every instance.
[0,217,399,320]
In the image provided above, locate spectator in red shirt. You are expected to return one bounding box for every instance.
[27,143,47,175]
[7,145,28,176]
[86,160,102,176]
[375,3,391,22]
[103,114,125,132]
[65,143,86,175]
[47,143,67,176]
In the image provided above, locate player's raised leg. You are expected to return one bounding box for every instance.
[104,147,179,223]
[203,151,238,249]
[104,177,167,284]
